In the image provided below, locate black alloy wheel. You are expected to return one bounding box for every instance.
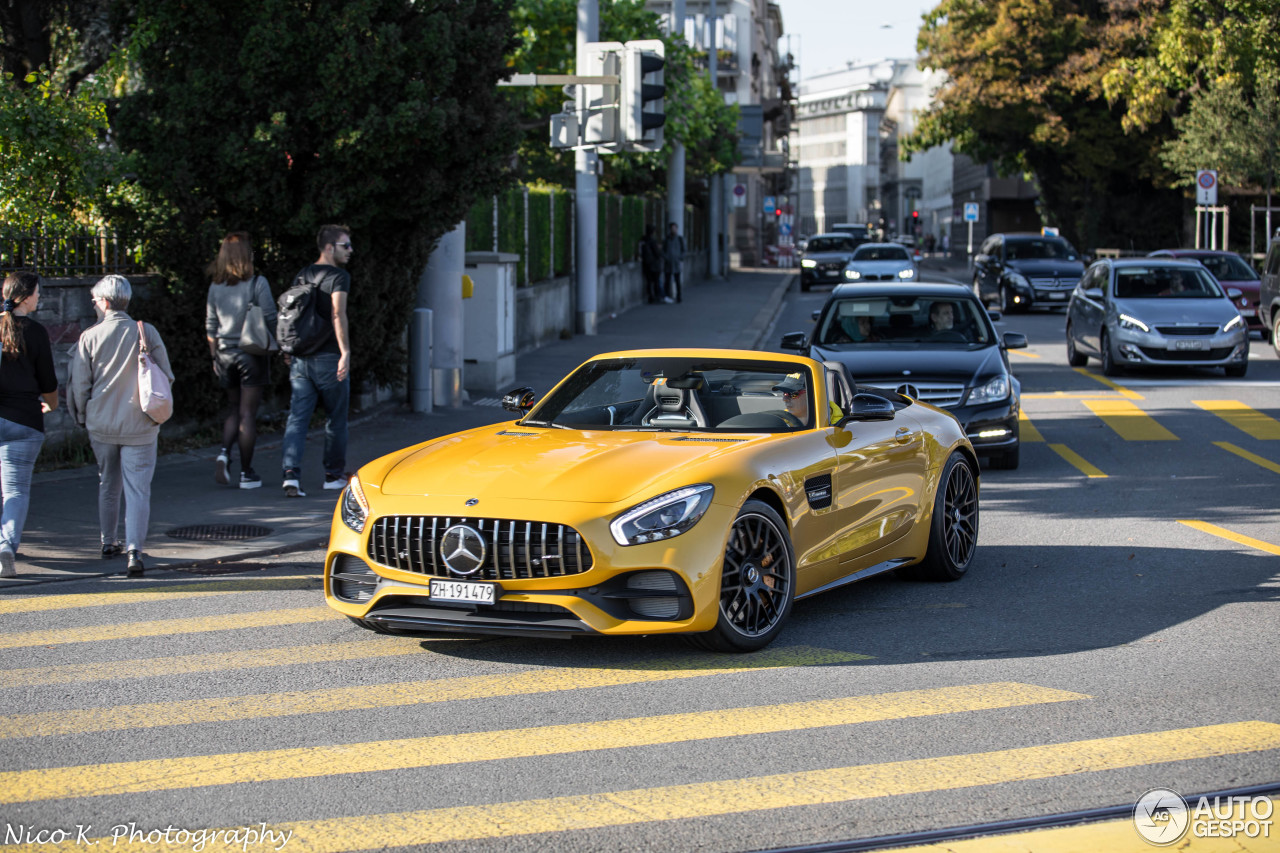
[693,499,795,652]
[972,277,985,305]
[1066,324,1088,366]
[912,452,979,581]
[999,284,1013,314]
[1100,330,1121,376]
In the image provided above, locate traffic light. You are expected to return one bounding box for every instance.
[580,41,622,146]
[621,39,665,151]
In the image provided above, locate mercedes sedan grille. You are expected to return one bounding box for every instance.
[367,516,594,580]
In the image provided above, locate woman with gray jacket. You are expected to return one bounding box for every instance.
[68,275,174,577]
[205,232,275,489]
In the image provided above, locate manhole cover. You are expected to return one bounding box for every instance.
[166,524,273,541]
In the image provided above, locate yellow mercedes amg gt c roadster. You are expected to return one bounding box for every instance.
[325,349,979,651]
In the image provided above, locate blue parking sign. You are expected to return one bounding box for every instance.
[964,202,979,222]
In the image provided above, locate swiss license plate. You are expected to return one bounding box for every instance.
[1047,291,1067,300]
[1241,309,1256,317]
[1173,339,1207,351]
[429,578,497,605]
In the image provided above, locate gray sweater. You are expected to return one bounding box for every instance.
[205,276,276,351]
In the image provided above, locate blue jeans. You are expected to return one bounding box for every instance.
[0,417,46,552]
[281,352,349,480]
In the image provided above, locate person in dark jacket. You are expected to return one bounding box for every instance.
[663,222,685,303]
[640,225,664,304]
[0,272,58,577]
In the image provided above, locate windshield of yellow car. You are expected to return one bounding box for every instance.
[523,357,815,432]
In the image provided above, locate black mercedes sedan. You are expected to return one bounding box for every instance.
[972,232,1086,312]
[799,233,859,292]
[781,282,1027,469]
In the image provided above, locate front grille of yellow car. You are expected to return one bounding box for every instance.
[367,516,593,580]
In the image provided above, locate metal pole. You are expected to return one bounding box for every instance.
[409,308,432,413]
[708,0,721,278]
[575,0,600,335]
[421,221,466,408]
[666,0,686,268]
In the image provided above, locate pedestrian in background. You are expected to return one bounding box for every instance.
[640,225,664,304]
[663,221,685,304]
[68,275,174,577]
[280,224,352,497]
[205,232,275,489]
[0,272,58,577]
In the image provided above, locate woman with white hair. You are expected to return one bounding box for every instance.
[68,275,174,577]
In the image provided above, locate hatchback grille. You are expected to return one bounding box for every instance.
[1155,325,1219,336]
[367,516,593,580]
[1138,346,1234,361]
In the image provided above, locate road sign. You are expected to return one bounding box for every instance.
[732,184,746,208]
[763,195,776,214]
[964,202,979,223]
[1196,170,1218,205]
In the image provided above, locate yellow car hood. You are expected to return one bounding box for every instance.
[377,426,748,503]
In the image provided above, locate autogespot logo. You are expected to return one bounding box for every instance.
[1133,788,1190,846]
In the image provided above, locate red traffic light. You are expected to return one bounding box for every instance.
[911,210,919,219]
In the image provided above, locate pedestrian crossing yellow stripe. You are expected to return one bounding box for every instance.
[1178,520,1280,557]
[1083,400,1178,441]
[0,682,1087,804]
[1195,400,1280,440]
[1048,444,1106,478]
[0,639,428,687]
[14,721,1278,851]
[1072,367,1143,400]
[0,577,320,615]
[1214,441,1280,475]
[1018,410,1044,442]
[0,645,869,738]
[0,607,338,650]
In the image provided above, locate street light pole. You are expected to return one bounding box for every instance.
[575,0,599,335]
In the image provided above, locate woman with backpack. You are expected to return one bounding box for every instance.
[205,232,276,490]
[0,272,59,577]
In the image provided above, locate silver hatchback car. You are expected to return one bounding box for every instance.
[1066,258,1249,377]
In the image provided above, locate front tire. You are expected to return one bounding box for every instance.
[1100,331,1122,376]
[972,277,985,305]
[692,499,795,652]
[914,452,979,581]
[1066,324,1088,366]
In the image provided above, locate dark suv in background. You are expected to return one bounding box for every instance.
[1261,229,1280,353]
[972,232,1086,312]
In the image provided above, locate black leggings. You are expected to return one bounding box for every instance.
[222,385,264,471]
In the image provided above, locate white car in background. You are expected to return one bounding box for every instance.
[842,242,919,283]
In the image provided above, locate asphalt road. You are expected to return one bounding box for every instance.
[2,279,1278,852]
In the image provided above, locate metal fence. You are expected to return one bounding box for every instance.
[0,227,145,276]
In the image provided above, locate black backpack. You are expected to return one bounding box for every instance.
[276,272,332,356]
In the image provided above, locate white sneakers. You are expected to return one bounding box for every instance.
[323,475,349,491]
[282,478,306,498]
[0,545,15,578]
[215,451,230,485]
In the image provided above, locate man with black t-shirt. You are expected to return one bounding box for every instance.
[280,225,352,497]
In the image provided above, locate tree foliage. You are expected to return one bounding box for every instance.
[108,0,520,418]
[1161,76,1280,201]
[905,0,1183,250]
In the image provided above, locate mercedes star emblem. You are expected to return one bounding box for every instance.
[897,383,920,400]
[440,524,486,576]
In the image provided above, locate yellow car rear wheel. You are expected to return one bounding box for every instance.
[692,499,796,652]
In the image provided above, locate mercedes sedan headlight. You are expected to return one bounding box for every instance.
[611,484,714,546]
[1223,314,1245,332]
[801,259,817,268]
[1118,313,1150,333]
[968,373,1011,405]
[341,474,369,533]
[897,268,916,279]
[1007,272,1030,289]
[844,269,862,280]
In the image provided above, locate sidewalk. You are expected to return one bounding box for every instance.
[2,269,794,588]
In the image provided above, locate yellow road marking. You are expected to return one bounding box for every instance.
[0,645,869,738]
[1017,410,1044,443]
[0,682,1087,803]
[0,639,429,688]
[1195,400,1280,440]
[1072,367,1143,399]
[1178,520,1280,557]
[1214,441,1280,475]
[1048,444,1106,478]
[1023,392,1125,400]
[16,722,1278,851]
[0,607,338,650]
[0,577,320,615]
[1083,399,1178,441]
[1007,349,1040,359]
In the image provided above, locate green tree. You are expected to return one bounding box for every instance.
[905,0,1183,250]
[109,0,520,417]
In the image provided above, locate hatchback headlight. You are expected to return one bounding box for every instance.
[801,259,817,268]
[968,373,1010,405]
[611,484,714,546]
[1223,314,1245,332]
[1118,313,1150,333]
[897,268,916,279]
[844,269,862,280]
[341,474,369,533]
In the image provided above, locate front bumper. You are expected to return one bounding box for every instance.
[1109,326,1249,368]
[954,400,1020,454]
